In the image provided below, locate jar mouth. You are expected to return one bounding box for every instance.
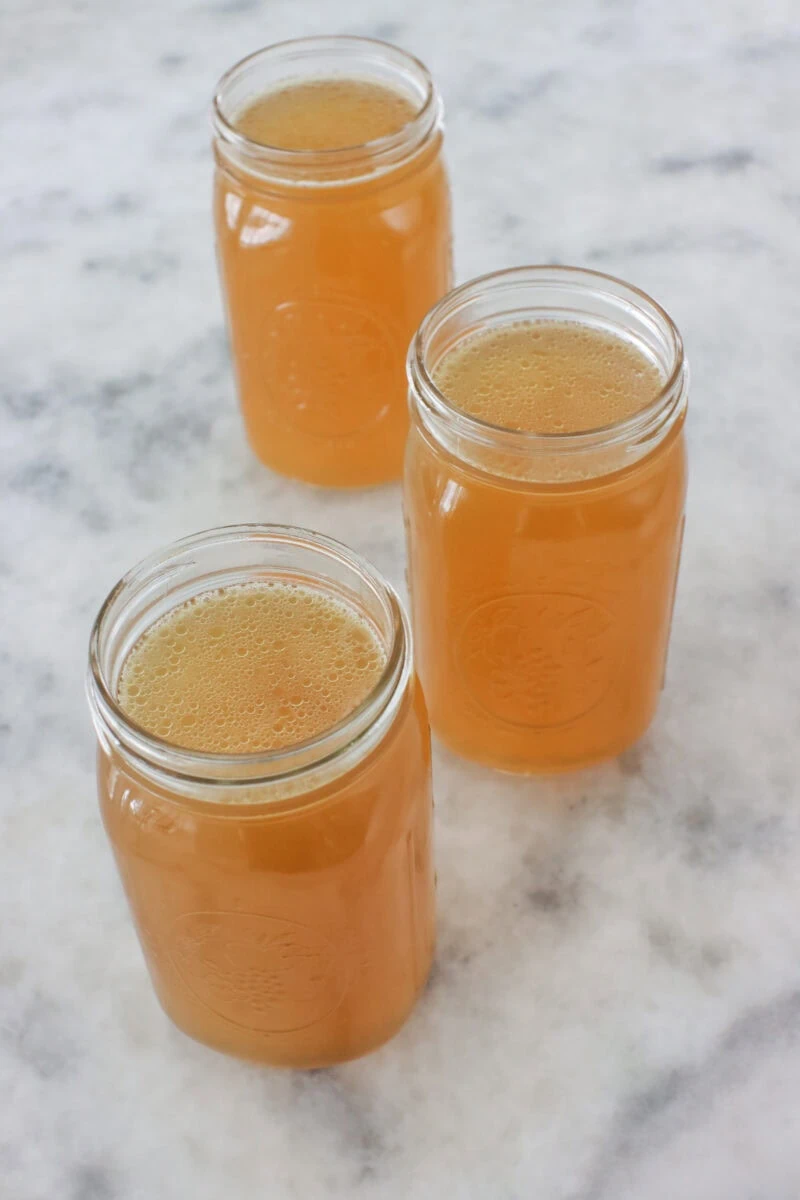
[87,525,410,791]
[408,265,688,458]
[212,36,440,185]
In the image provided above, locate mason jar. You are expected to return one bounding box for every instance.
[404,266,689,773]
[212,37,452,487]
[87,526,435,1066]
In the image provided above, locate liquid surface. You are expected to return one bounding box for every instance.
[433,320,663,434]
[235,78,418,151]
[117,582,386,754]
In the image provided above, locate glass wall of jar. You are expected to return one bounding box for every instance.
[404,267,689,773]
[213,38,452,487]
[87,526,435,1066]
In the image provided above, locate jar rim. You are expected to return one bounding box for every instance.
[87,524,410,791]
[407,265,688,458]
[211,36,440,185]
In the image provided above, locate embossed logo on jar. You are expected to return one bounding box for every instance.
[169,912,350,1033]
[262,298,396,437]
[457,593,620,728]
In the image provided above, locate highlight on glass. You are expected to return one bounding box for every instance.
[212,37,452,487]
[404,266,689,773]
[87,525,435,1066]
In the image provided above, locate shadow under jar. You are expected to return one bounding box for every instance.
[87,526,435,1067]
[404,266,689,774]
[212,37,452,487]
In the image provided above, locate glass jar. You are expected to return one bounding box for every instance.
[404,266,689,773]
[212,37,452,487]
[87,526,435,1066]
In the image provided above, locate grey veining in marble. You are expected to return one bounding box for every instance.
[2,0,800,1196]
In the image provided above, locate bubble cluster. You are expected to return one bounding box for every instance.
[235,78,418,152]
[433,320,664,434]
[117,581,386,755]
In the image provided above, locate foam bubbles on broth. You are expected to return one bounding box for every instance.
[433,320,664,434]
[235,78,418,152]
[117,581,386,755]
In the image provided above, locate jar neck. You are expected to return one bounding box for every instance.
[212,36,443,189]
[87,526,411,802]
[407,266,689,485]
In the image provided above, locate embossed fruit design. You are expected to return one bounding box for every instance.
[458,593,620,728]
[169,911,350,1033]
[262,298,395,437]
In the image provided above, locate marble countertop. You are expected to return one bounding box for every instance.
[3,0,800,1196]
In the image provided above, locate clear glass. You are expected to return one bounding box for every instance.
[212,37,452,487]
[404,266,689,773]
[87,526,435,1066]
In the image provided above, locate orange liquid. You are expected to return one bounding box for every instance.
[214,78,452,486]
[404,321,687,772]
[118,581,386,753]
[235,79,418,151]
[102,581,434,1065]
[433,320,663,433]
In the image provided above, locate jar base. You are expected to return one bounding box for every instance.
[246,438,403,490]
[431,724,653,776]
[152,953,434,1069]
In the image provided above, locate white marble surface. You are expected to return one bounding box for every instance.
[3,0,800,1195]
